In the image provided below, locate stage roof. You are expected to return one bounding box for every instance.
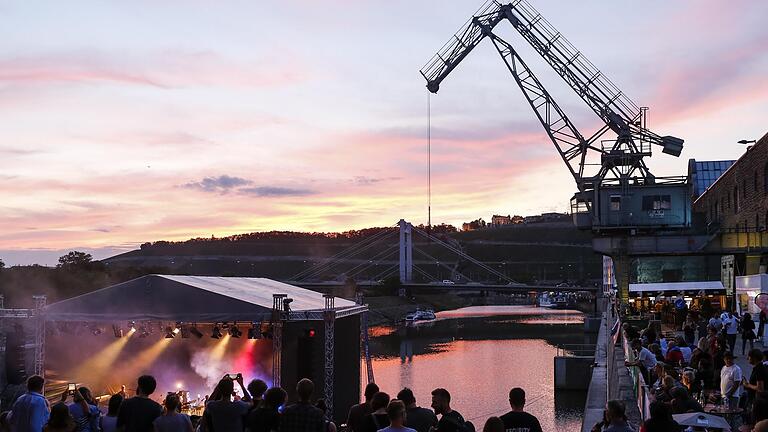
[629,281,724,293]
[43,275,361,322]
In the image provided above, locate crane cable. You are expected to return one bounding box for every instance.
[427,91,432,232]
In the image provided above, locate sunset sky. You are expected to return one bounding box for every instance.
[1,0,767,265]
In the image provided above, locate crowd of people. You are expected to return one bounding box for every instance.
[3,373,547,432]
[618,309,768,432]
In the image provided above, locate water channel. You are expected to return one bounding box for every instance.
[367,305,592,431]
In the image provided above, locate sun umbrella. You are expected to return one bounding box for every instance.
[672,412,731,431]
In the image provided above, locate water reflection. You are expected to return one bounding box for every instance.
[368,306,590,431]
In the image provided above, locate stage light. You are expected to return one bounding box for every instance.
[92,327,103,336]
[304,328,316,338]
[283,298,293,312]
[211,325,222,339]
[112,325,123,338]
[164,326,175,339]
[247,323,262,339]
[189,326,203,339]
[177,322,188,338]
[138,326,150,338]
[229,324,242,338]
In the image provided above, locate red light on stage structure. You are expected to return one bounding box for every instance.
[305,328,316,338]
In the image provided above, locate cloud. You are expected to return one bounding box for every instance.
[0,50,305,89]
[351,176,402,185]
[182,175,252,193]
[182,175,315,197]
[239,186,315,197]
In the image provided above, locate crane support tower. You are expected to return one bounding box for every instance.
[421,0,690,303]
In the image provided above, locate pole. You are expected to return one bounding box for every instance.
[323,295,336,421]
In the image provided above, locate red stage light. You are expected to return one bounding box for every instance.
[307,329,316,338]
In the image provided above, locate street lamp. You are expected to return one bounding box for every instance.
[737,139,756,144]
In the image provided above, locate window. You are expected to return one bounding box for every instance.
[642,195,671,211]
[610,195,621,211]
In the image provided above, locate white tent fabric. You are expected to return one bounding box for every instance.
[629,281,724,293]
[43,275,357,322]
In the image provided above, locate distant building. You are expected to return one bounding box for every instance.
[541,212,569,222]
[523,215,542,224]
[688,159,735,199]
[490,214,512,227]
[462,218,487,231]
[511,215,524,224]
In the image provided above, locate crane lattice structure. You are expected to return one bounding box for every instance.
[420,0,684,224]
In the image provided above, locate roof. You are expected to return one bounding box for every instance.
[43,275,360,322]
[629,281,724,293]
[690,160,735,196]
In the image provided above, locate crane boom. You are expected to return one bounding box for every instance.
[420,0,684,194]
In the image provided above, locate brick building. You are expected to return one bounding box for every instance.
[693,131,768,232]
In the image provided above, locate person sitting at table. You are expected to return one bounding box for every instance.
[669,387,703,414]
[655,376,679,402]
[666,341,685,366]
[681,370,701,396]
[625,339,657,384]
[639,401,683,432]
[675,336,692,365]
[649,344,665,363]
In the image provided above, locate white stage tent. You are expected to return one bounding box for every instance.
[43,275,360,322]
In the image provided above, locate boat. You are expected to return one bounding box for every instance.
[405,308,436,322]
[539,292,576,309]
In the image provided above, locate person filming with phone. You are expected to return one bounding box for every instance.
[202,374,251,432]
[61,385,100,432]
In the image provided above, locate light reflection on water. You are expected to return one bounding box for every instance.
[367,305,589,431]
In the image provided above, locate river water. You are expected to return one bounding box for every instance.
[367,305,591,431]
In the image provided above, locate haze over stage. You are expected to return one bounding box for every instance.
[43,274,359,322]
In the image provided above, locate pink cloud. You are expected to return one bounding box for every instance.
[0,50,304,89]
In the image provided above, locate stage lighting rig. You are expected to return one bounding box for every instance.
[247,323,262,339]
[164,326,175,339]
[178,323,190,339]
[128,322,136,333]
[138,326,150,338]
[112,324,123,338]
[211,324,223,339]
[189,325,203,339]
[229,324,242,338]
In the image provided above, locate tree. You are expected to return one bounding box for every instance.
[57,251,93,268]
[0,259,5,269]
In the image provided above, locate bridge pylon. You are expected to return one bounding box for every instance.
[398,219,413,283]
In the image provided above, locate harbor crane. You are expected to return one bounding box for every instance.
[420,0,685,228]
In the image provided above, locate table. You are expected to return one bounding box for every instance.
[705,404,743,429]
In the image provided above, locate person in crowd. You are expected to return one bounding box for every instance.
[480,417,503,432]
[665,341,684,366]
[248,379,268,407]
[100,394,122,432]
[742,313,757,355]
[641,323,658,346]
[430,389,468,432]
[347,383,380,432]
[153,393,193,432]
[681,370,700,396]
[64,387,100,432]
[759,310,767,341]
[709,315,723,333]
[246,387,287,432]
[669,387,702,414]
[315,399,337,432]
[690,345,707,369]
[696,316,709,344]
[622,323,640,341]
[0,411,10,432]
[743,349,767,417]
[378,400,415,432]
[116,375,163,432]
[499,388,541,432]
[655,376,680,403]
[361,392,390,432]
[755,419,768,432]
[675,337,692,365]
[203,377,250,432]
[648,344,664,363]
[8,375,50,432]
[712,338,727,371]
[723,311,740,353]
[43,403,75,432]
[602,400,633,432]
[720,351,743,410]
[751,392,768,426]
[396,388,436,432]
[639,401,683,432]
[683,315,696,346]
[625,339,657,383]
[280,379,324,432]
[696,353,716,390]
